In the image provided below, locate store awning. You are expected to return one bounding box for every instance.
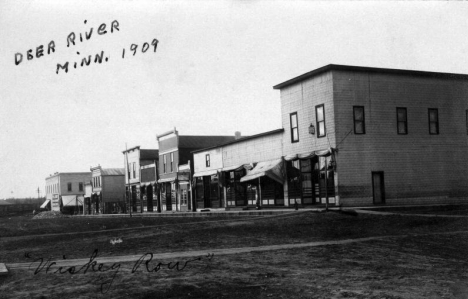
[62,195,83,206]
[193,169,218,178]
[158,177,176,183]
[40,199,50,209]
[284,154,298,161]
[240,159,284,184]
[222,164,253,172]
[286,147,335,161]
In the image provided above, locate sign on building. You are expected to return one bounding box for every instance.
[51,194,60,211]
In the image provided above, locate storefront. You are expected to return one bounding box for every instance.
[284,148,336,206]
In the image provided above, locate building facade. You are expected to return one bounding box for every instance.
[90,166,125,214]
[156,128,237,211]
[122,146,159,213]
[192,129,284,210]
[274,64,468,206]
[44,172,91,212]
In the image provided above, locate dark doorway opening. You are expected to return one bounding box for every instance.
[372,171,385,204]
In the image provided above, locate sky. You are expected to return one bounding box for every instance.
[1,1,468,199]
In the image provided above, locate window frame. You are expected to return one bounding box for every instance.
[79,182,83,192]
[289,112,299,143]
[428,108,439,135]
[132,162,136,179]
[316,104,326,138]
[170,152,174,172]
[206,154,210,167]
[353,106,366,134]
[163,155,167,173]
[396,107,408,135]
[67,182,72,192]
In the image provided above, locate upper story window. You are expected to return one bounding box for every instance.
[170,152,174,172]
[290,112,299,143]
[132,162,136,178]
[428,109,439,135]
[67,182,72,192]
[353,106,365,134]
[79,182,83,191]
[163,155,167,173]
[316,104,326,137]
[127,163,131,180]
[396,107,408,135]
[206,154,210,167]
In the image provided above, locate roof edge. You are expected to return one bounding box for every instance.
[273,64,468,90]
[191,128,284,154]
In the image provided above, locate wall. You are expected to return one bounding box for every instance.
[194,147,223,174]
[223,132,283,167]
[332,70,468,206]
[102,175,125,202]
[59,173,91,196]
[124,149,140,184]
[280,70,336,157]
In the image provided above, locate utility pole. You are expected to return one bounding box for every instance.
[125,143,132,218]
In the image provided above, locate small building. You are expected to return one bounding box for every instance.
[122,146,159,213]
[156,128,237,212]
[44,172,91,213]
[192,129,284,210]
[90,166,125,214]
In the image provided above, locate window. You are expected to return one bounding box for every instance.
[316,104,326,137]
[428,109,439,135]
[79,182,83,192]
[290,112,299,143]
[127,163,131,180]
[396,107,408,135]
[163,155,167,173]
[67,182,72,192]
[170,152,174,172]
[353,106,365,134]
[206,154,210,167]
[133,162,136,178]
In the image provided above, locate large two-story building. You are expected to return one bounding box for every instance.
[90,166,125,214]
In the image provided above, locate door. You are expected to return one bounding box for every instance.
[166,183,172,211]
[203,176,211,208]
[372,172,385,204]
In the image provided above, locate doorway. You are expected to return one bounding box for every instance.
[372,172,385,204]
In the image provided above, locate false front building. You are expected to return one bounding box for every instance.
[156,128,237,212]
[89,166,125,214]
[122,146,159,213]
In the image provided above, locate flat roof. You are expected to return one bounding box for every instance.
[191,128,284,154]
[273,64,468,90]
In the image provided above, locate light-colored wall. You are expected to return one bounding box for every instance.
[223,132,283,167]
[194,148,223,173]
[281,70,336,157]
[124,149,140,184]
[332,70,468,205]
[59,173,91,196]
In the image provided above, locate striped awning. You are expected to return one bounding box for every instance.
[193,169,218,178]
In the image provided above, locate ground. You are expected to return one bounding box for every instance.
[0,207,468,298]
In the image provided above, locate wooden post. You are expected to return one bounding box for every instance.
[125,143,132,218]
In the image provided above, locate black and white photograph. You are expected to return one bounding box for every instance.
[1,1,468,298]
